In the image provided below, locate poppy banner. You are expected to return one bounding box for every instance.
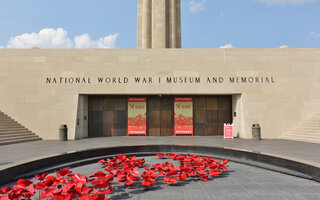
[174,97,193,135]
[128,97,147,135]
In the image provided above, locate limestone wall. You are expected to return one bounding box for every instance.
[0,48,319,140]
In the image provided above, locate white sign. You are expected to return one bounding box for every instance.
[224,123,233,139]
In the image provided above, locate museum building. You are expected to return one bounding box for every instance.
[0,0,320,143]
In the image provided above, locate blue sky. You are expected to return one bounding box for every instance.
[0,0,319,48]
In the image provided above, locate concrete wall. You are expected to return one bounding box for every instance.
[0,48,319,140]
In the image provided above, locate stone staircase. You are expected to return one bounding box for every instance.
[0,111,42,146]
[281,112,320,144]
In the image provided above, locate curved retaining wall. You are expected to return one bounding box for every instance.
[1,145,319,185]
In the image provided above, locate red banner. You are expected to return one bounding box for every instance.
[174,97,193,135]
[128,97,147,135]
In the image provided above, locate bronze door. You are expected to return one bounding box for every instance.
[89,96,127,137]
[194,96,206,136]
[113,97,127,136]
[160,96,174,136]
[102,96,114,137]
[88,96,103,137]
[206,96,218,135]
[147,96,174,136]
[89,95,231,137]
[194,96,232,136]
[147,96,161,136]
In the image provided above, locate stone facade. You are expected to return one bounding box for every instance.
[0,48,319,140]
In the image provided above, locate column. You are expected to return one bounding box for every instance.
[152,0,167,48]
[176,0,181,48]
[137,0,143,48]
[138,0,152,48]
[142,0,152,48]
[169,0,177,48]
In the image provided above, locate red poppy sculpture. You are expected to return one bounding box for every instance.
[0,153,228,200]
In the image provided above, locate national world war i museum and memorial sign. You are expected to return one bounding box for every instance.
[0,0,320,143]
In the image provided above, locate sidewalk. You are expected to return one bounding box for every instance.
[0,136,319,166]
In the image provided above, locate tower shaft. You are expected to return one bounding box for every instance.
[137,0,181,49]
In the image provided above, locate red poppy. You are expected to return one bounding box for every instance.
[157,153,167,159]
[91,177,111,188]
[0,188,11,195]
[200,176,209,181]
[34,172,49,181]
[0,153,229,200]
[17,179,33,188]
[57,168,72,177]
[164,176,180,184]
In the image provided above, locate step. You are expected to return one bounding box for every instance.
[0,137,42,146]
[0,135,41,143]
[0,120,19,124]
[282,133,320,139]
[0,111,42,145]
[0,124,24,128]
[303,119,320,123]
[289,132,320,137]
[298,121,320,125]
[0,129,32,135]
[308,116,320,118]
[289,128,320,133]
[289,128,320,132]
[0,132,36,139]
[286,130,320,135]
[284,136,320,142]
[293,125,320,130]
[0,117,14,120]
[0,117,10,120]
[281,136,320,144]
[286,133,320,138]
[0,127,28,132]
[0,117,10,119]
[0,119,16,123]
[282,134,320,141]
[297,123,320,127]
[0,122,19,126]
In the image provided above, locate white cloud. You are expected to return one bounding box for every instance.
[220,44,234,48]
[309,32,320,39]
[6,28,119,48]
[255,0,316,5]
[7,28,73,48]
[74,33,119,48]
[0,45,4,48]
[189,0,206,14]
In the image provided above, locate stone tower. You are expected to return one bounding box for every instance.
[137,0,181,48]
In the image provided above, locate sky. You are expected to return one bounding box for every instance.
[0,0,319,49]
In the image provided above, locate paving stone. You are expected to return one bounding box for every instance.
[1,138,320,199]
[298,194,320,200]
[252,194,282,200]
[8,157,312,200]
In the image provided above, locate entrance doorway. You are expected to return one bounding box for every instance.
[88,95,232,137]
[147,96,174,136]
[193,96,232,136]
[88,96,127,137]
